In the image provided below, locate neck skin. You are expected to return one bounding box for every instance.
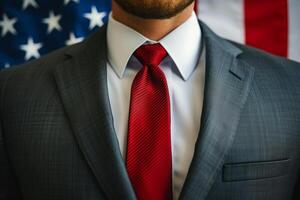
[111,1,195,41]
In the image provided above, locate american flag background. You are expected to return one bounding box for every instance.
[0,0,299,70]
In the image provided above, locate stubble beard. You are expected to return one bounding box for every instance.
[113,0,195,19]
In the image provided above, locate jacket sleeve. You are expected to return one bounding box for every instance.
[293,175,300,200]
[0,119,21,200]
[0,71,21,200]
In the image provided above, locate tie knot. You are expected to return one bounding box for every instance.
[134,43,168,66]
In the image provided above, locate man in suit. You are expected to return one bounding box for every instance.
[0,0,299,199]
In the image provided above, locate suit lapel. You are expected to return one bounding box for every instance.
[53,26,136,200]
[179,22,255,200]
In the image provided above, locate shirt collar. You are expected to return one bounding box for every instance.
[107,12,202,81]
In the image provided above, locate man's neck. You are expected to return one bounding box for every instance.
[111,1,195,41]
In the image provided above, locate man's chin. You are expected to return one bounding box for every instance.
[113,0,195,19]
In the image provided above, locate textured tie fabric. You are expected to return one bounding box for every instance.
[126,43,173,200]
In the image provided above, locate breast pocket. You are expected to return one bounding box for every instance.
[222,158,291,182]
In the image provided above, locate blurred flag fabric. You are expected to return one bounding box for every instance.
[196,0,300,62]
[0,0,299,70]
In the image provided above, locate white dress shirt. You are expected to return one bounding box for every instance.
[106,11,206,200]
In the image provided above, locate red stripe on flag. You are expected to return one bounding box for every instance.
[244,0,288,57]
[194,0,198,15]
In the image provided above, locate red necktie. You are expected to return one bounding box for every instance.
[126,43,172,200]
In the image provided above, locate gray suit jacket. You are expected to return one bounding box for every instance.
[0,21,300,200]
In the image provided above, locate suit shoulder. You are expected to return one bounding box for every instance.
[228,41,300,99]
[0,42,83,111]
[229,41,300,75]
[0,42,83,81]
[228,41,300,92]
[0,42,85,92]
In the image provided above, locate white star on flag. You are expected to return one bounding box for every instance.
[84,6,106,30]
[64,0,79,5]
[22,0,39,10]
[65,32,84,46]
[20,38,43,60]
[4,63,10,68]
[43,11,62,34]
[0,14,17,37]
